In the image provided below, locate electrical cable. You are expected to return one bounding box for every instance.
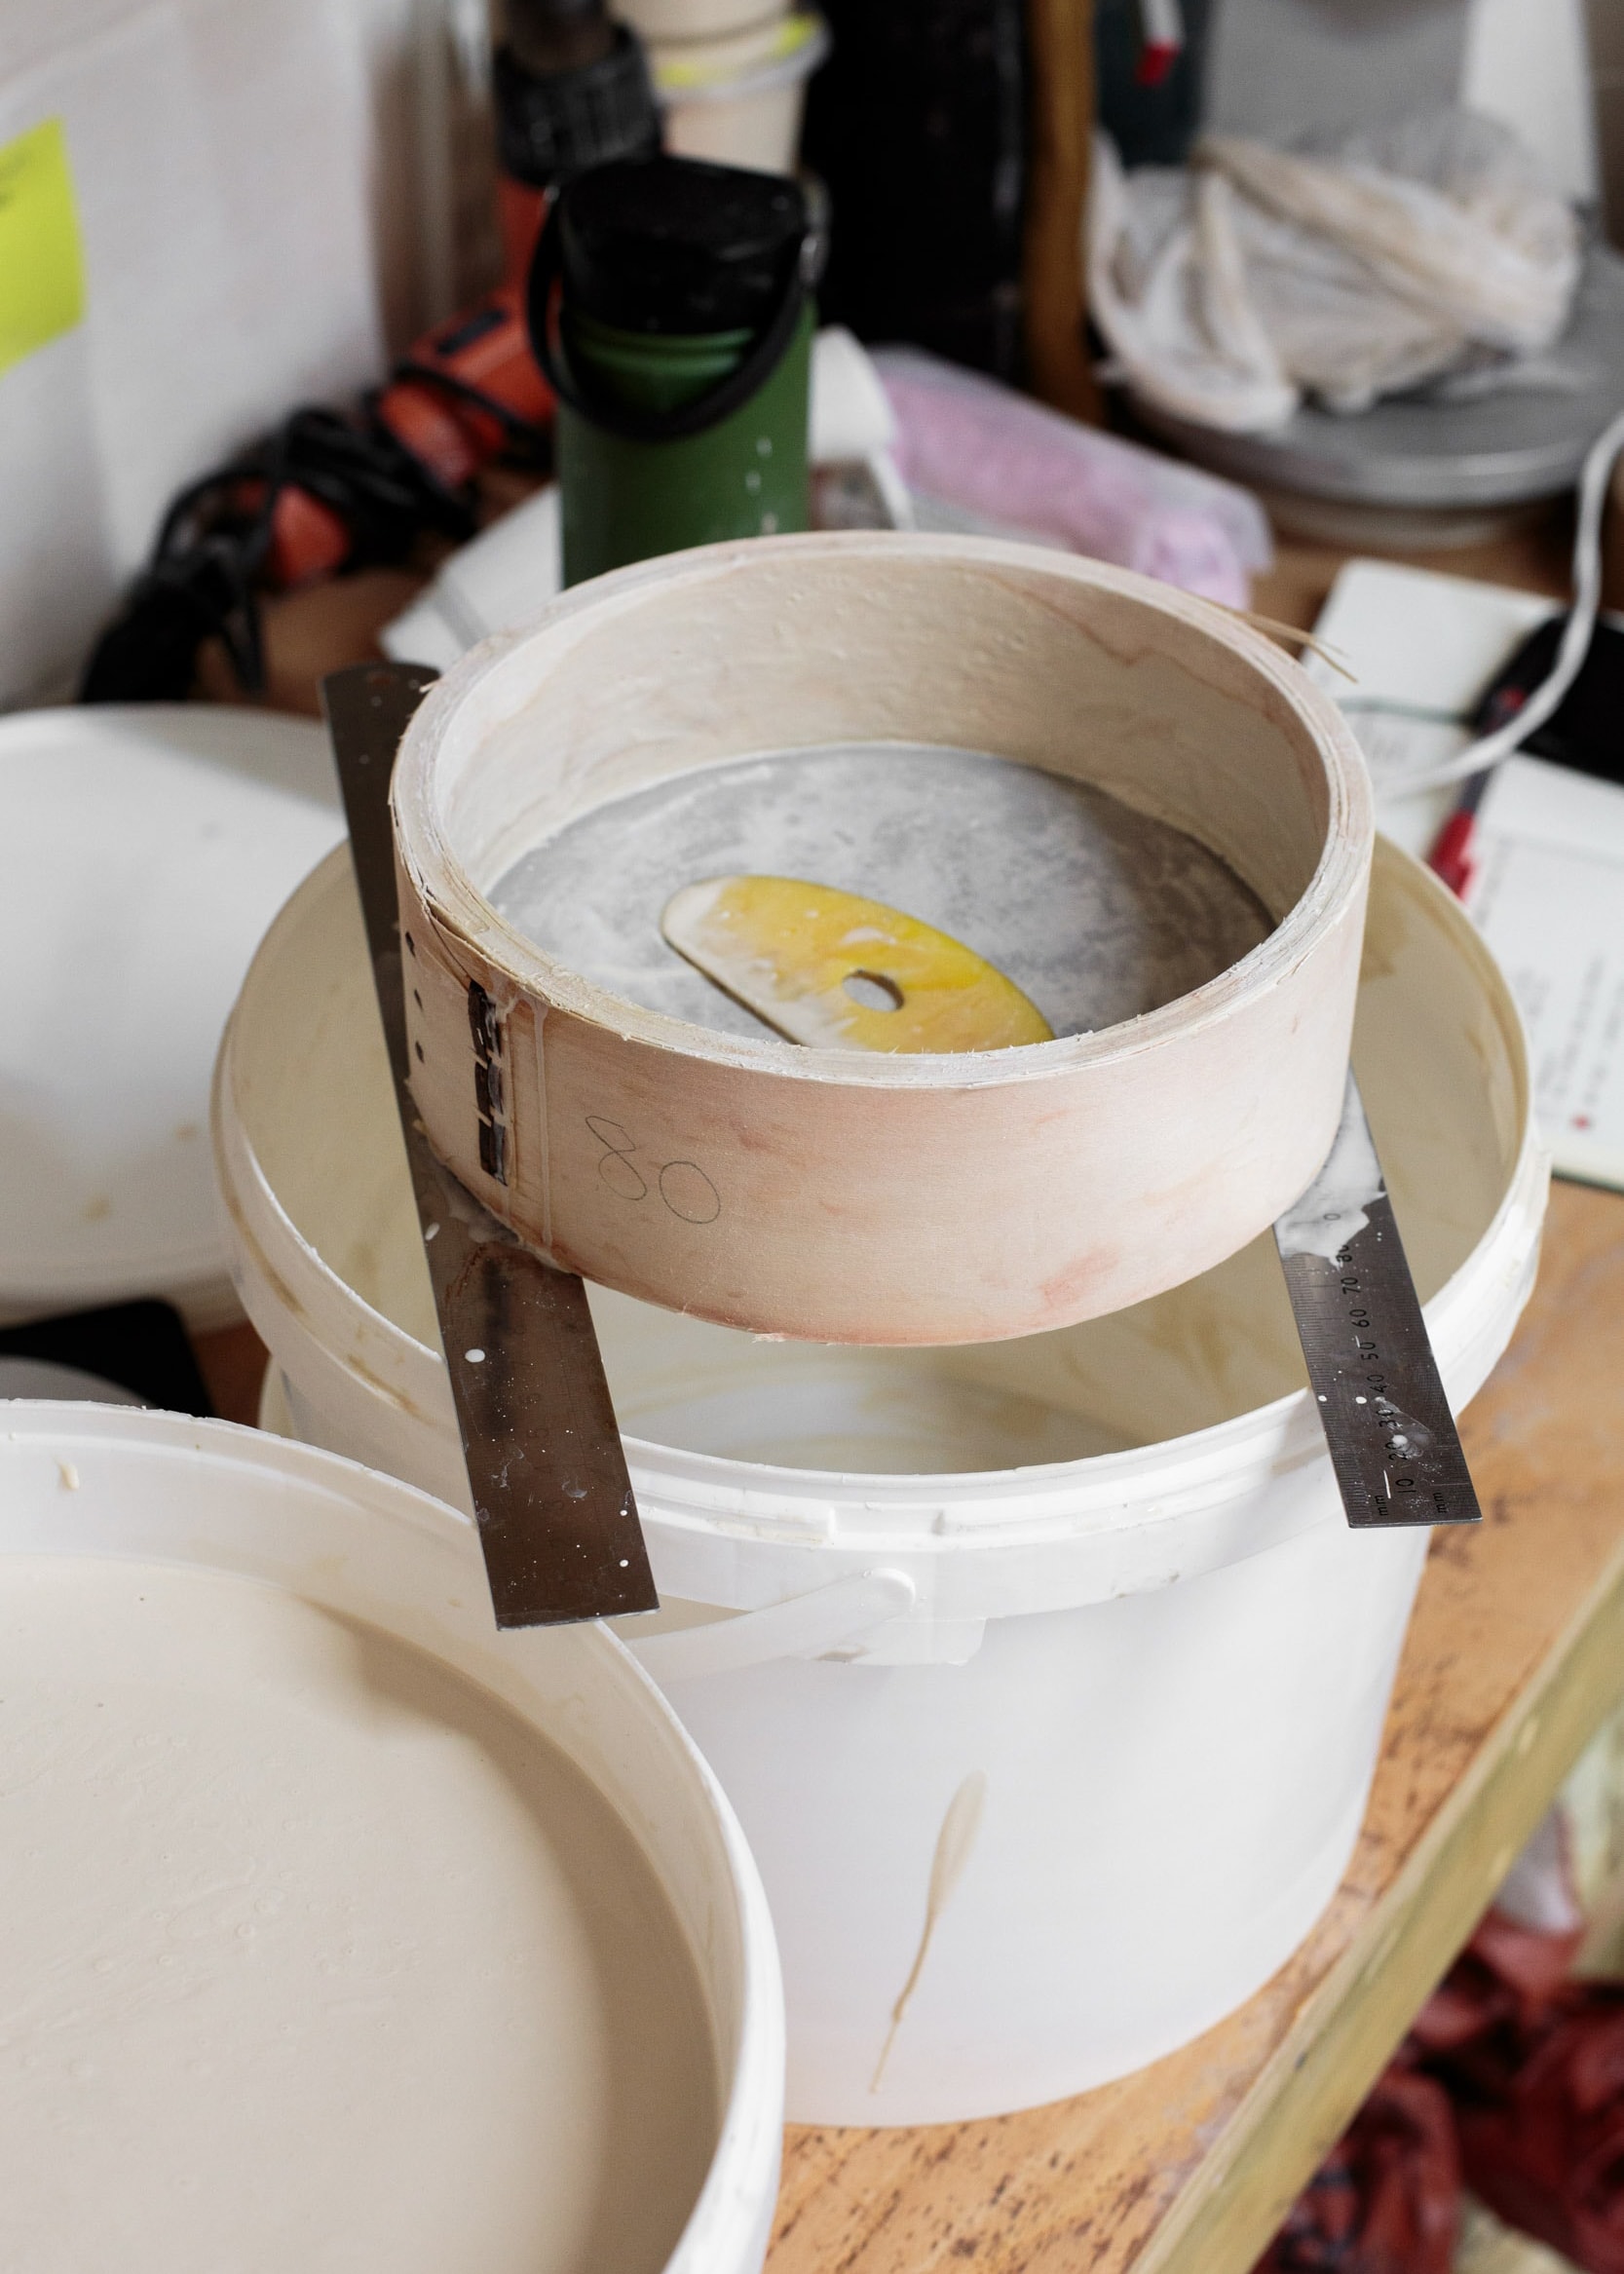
[79,366,547,703]
[1382,405,1624,797]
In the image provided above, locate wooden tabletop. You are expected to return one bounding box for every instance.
[765,1178,1624,2273]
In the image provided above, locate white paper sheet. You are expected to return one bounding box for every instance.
[1466,758,1624,1190]
[1310,557,1624,1189]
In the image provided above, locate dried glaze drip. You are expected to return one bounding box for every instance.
[489,743,1275,1043]
[0,1557,717,2274]
[1275,1074,1386,1262]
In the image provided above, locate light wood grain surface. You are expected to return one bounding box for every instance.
[764,1179,1624,2273]
[391,537,1374,1346]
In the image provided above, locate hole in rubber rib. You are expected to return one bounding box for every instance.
[843,969,905,1012]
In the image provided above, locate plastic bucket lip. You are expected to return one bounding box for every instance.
[618,1090,1546,1526]
[216,821,1542,1640]
[395,533,1372,1091]
[0,1399,785,2274]
[214,844,1541,1560]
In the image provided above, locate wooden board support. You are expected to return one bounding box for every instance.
[1023,0,1101,420]
[766,1179,1624,2273]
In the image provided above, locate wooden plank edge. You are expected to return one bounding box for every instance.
[1022,0,1101,421]
[1136,1532,1624,2274]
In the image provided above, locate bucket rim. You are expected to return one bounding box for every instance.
[0,1397,787,2272]
[216,840,1541,1532]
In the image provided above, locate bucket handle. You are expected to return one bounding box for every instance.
[626,1568,917,1684]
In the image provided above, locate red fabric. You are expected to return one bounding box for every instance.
[1411,1910,1586,2058]
[1447,1985,1624,2273]
[1254,2062,1461,2274]
[1414,1907,1624,2274]
[1253,1902,1624,2274]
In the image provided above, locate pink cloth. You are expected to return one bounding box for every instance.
[876,349,1272,609]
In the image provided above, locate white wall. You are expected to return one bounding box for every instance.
[1461,0,1599,203]
[1205,0,1471,144]
[1206,0,1600,204]
[0,0,495,705]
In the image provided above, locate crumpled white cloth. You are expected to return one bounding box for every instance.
[1088,108,1583,434]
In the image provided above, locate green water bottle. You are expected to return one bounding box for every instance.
[528,155,821,587]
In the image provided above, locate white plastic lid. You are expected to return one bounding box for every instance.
[0,705,344,1328]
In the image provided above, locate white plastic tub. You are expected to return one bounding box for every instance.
[652,13,829,175]
[0,1403,783,2269]
[215,836,1545,2123]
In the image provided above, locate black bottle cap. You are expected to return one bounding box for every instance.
[556,155,809,334]
[494,24,660,189]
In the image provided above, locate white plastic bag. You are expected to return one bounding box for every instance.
[1089,108,1583,435]
[873,346,1272,606]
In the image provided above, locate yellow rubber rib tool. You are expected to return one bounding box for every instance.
[661,876,1054,1053]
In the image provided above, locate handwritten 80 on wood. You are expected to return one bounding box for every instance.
[585,1117,722,1225]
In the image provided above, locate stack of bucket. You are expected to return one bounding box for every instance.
[617,0,830,173]
[213,532,1549,2129]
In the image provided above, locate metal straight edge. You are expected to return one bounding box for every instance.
[1275,1073,1481,1530]
[321,662,659,1627]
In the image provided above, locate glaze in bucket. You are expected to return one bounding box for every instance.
[0,1405,782,2269]
[214,837,1545,2123]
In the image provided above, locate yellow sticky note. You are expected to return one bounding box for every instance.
[0,120,86,378]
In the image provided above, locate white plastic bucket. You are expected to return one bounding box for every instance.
[0,1402,782,2269]
[215,836,1545,2124]
[652,12,829,175]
